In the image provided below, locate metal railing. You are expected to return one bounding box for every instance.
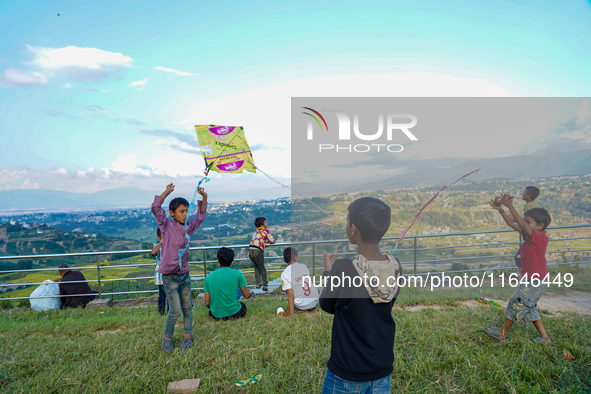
[1,224,590,302]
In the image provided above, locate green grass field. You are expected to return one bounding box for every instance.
[0,295,589,393]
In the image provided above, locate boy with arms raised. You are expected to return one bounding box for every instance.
[151,183,207,352]
[320,197,402,393]
[486,194,554,343]
[280,247,318,317]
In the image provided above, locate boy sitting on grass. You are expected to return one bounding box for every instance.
[280,247,319,317]
[320,197,402,393]
[486,194,554,343]
[204,247,254,321]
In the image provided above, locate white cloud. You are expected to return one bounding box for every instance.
[27,45,132,79]
[129,78,150,91]
[62,83,73,89]
[112,154,139,173]
[56,168,68,176]
[3,68,49,86]
[19,179,40,189]
[154,66,196,77]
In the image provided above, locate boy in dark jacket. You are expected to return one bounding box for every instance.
[320,197,401,393]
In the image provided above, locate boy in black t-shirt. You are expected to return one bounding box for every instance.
[320,197,401,393]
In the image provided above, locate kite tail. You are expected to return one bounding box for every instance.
[177,175,210,269]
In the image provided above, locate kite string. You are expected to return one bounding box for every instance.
[391,166,484,254]
[232,134,331,215]
[176,126,245,268]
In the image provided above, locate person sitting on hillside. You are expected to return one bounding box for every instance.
[280,247,319,317]
[204,247,254,321]
[55,263,97,308]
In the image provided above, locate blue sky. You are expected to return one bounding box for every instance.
[1,0,591,200]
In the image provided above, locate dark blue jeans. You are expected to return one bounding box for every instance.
[322,369,390,394]
[162,272,193,338]
[157,285,167,315]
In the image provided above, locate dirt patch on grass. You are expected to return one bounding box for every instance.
[94,328,122,335]
[396,291,591,316]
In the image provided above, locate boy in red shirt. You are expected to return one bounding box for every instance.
[486,194,554,343]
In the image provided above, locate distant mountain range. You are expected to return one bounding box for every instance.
[0,186,289,212]
[1,149,590,210]
[296,149,591,196]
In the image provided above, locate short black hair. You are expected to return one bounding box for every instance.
[525,186,540,201]
[525,207,551,231]
[283,247,298,263]
[217,247,235,267]
[254,217,266,227]
[348,197,391,243]
[169,197,189,213]
[156,228,161,237]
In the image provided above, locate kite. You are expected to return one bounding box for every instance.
[195,124,256,174]
[475,294,500,307]
[176,125,256,267]
[391,166,484,254]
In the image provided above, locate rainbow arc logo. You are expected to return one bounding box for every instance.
[302,107,329,132]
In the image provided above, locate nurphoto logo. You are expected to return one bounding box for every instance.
[302,107,418,153]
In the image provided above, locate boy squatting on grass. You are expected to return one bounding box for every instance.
[486,194,554,344]
[204,247,254,320]
[151,183,207,352]
[320,197,402,394]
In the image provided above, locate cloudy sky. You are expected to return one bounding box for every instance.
[1,0,591,201]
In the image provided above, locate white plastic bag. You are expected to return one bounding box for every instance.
[30,279,61,311]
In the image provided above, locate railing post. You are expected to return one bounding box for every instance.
[203,250,207,278]
[312,243,316,278]
[96,255,102,299]
[413,237,417,276]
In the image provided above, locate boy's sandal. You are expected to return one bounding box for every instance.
[484,327,509,341]
[532,337,555,344]
[181,337,193,349]
[161,337,174,353]
[255,284,262,289]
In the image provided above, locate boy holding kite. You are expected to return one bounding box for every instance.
[151,183,208,352]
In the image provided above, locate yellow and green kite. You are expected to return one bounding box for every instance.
[195,125,256,174]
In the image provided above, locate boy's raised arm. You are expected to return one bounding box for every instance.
[502,195,532,237]
[151,184,174,230]
[187,189,208,235]
[490,200,521,233]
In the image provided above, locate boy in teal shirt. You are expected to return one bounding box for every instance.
[204,247,254,320]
